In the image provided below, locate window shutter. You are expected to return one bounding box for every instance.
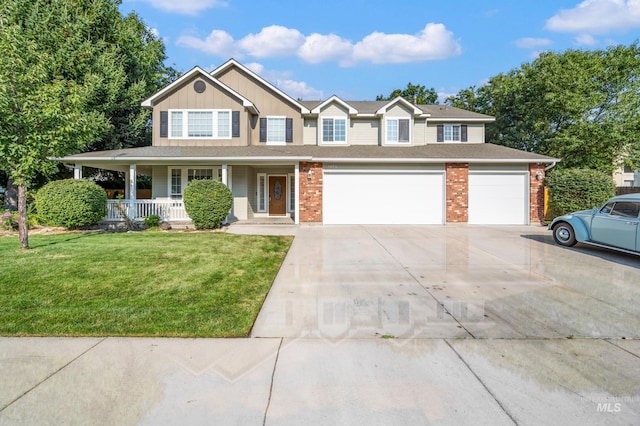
[461,124,468,142]
[398,119,410,142]
[160,111,168,137]
[232,111,240,137]
[436,124,444,142]
[285,118,293,143]
[259,118,267,142]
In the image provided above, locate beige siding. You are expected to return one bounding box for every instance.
[216,67,304,145]
[153,75,249,147]
[349,119,380,145]
[304,119,317,145]
[413,118,427,146]
[152,166,169,198]
[426,122,486,144]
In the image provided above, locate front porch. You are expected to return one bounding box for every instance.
[104,199,189,222]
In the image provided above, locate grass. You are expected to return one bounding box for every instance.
[0,231,292,337]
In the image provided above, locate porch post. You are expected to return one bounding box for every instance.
[294,162,300,224]
[221,164,228,185]
[128,164,137,219]
[73,165,82,180]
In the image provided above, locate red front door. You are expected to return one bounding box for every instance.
[269,176,287,216]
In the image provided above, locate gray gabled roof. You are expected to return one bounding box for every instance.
[300,100,493,121]
[59,143,558,164]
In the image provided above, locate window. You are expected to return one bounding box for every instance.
[445,124,460,141]
[386,118,410,143]
[289,173,295,212]
[168,110,231,139]
[169,167,219,199]
[257,174,267,212]
[268,117,285,143]
[609,202,640,218]
[322,118,347,143]
[437,124,468,142]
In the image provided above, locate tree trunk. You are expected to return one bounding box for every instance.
[18,184,29,249]
[3,178,18,211]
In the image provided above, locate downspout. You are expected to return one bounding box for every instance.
[545,161,557,172]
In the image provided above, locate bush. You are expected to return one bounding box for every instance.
[183,180,233,229]
[36,179,107,229]
[546,168,616,217]
[144,214,161,228]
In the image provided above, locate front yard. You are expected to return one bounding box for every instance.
[0,231,292,337]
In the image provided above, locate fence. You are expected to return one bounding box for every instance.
[105,199,189,222]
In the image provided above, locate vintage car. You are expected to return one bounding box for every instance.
[548,193,640,255]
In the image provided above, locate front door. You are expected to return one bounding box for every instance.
[269,176,287,216]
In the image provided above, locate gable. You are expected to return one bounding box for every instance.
[154,74,244,110]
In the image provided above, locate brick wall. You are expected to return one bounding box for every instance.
[529,163,545,225]
[446,163,469,222]
[299,161,323,222]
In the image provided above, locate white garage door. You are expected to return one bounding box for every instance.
[323,169,444,224]
[468,173,528,224]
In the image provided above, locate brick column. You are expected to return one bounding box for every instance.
[299,161,323,223]
[446,163,469,223]
[529,163,545,225]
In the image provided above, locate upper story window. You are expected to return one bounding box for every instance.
[386,118,410,144]
[437,124,468,142]
[169,110,231,139]
[322,118,347,143]
[260,117,293,145]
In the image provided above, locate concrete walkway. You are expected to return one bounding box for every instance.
[1,225,639,425]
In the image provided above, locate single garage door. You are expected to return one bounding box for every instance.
[323,169,444,224]
[468,173,528,224]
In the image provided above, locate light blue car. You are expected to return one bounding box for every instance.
[549,193,640,255]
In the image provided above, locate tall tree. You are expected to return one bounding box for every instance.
[377,82,439,104]
[448,44,640,172]
[0,0,170,249]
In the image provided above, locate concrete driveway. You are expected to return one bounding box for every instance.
[1,225,639,425]
[252,225,640,340]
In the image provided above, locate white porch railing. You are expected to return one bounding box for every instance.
[105,200,190,222]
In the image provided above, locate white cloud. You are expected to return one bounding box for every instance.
[127,0,227,15]
[353,23,462,64]
[275,79,323,100]
[177,23,460,66]
[514,37,553,49]
[238,25,305,58]
[574,33,599,45]
[545,0,640,33]
[244,62,265,75]
[298,33,354,65]
[177,30,237,57]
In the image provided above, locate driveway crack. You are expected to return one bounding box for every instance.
[262,337,283,426]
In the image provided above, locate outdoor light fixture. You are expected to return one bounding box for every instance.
[536,171,543,180]
[307,169,313,179]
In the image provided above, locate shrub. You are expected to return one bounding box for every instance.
[183,180,233,229]
[36,179,107,229]
[144,214,161,228]
[2,210,17,230]
[545,168,616,217]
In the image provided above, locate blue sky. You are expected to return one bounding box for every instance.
[120,0,640,102]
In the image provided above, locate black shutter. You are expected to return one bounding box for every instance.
[461,124,468,142]
[436,124,444,142]
[285,118,293,143]
[259,118,267,142]
[232,111,240,137]
[160,111,168,138]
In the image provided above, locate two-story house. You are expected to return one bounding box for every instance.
[60,59,558,225]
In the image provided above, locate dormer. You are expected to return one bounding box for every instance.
[310,96,357,146]
[376,97,429,146]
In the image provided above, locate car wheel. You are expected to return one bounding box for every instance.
[553,222,577,247]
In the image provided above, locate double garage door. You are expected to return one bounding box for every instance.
[322,166,529,225]
[323,167,445,225]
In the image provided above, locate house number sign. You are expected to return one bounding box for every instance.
[274,181,282,200]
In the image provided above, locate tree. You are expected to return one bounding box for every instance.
[377,82,439,104]
[448,44,640,173]
[0,0,170,249]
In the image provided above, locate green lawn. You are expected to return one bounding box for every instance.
[0,231,292,337]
